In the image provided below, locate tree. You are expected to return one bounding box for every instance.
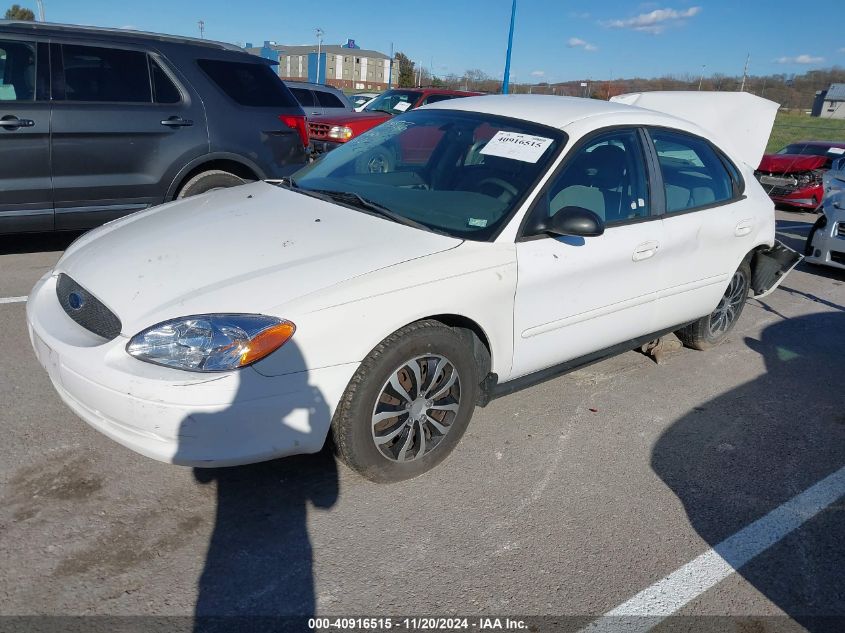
[4,4,35,19]
[394,52,415,88]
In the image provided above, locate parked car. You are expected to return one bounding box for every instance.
[308,87,483,158]
[351,92,378,111]
[0,21,309,234]
[755,141,845,210]
[27,93,799,482]
[804,156,845,268]
[285,81,353,117]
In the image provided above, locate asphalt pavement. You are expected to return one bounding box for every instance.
[0,210,843,631]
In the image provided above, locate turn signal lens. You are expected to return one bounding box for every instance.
[238,321,296,366]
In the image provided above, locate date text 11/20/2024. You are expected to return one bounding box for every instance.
[309,617,529,630]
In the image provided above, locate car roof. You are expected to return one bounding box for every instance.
[285,81,344,92]
[0,20,244,53]
[422,94,646,129]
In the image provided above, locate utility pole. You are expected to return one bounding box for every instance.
[35,0,45,21]
[197,20,205,39]
[697,64,706,91]
[502,0,516,94]
[388,42,394,89]
[315,28,324,84]
[740,53,750,92]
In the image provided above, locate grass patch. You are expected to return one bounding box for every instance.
[766,112,845,153]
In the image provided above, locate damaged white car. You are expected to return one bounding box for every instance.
[805,156,845,269]
[27,92,800,482]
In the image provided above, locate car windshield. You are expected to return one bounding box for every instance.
[362,90,422,115]
[291,109,564,240]
[777,144,843,158]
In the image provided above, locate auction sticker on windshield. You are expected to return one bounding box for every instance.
[393,101,411,112]
[480,131,553,163]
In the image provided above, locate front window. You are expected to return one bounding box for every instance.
[291,109,564,240]
[363,89,422,115]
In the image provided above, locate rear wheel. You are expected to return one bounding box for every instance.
[675,261,751,350]
[176,169,246,199]
[331,320,478,483]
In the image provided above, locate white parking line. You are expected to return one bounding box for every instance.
[582,465,845,632]
[0,296,27,304]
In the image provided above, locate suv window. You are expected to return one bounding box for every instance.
[535,129,650,226]
[650,129,735,213]
[290,87,315,107]
[61,44,151,102]
[315,90,346,108]
[197,59,297,107]
[150,58,180,104]
[0,40,36,101]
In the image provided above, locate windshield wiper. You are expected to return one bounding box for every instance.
[309,189,428,230]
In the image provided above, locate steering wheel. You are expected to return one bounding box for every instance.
[477,177,518,203]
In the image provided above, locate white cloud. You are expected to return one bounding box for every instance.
[567,37,599,52]
[568,12,591,19]
[603,6,702,35]
[530,70,545,77]
[839,48,845,53]
[775,54,825,65]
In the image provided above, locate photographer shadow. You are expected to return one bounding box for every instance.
[652,312,845,630]
[174,341,339,632]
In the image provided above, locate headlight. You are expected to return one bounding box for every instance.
[328,125,353,141]
[126,314,295,372]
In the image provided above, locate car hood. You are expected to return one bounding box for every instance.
[311,111,391,126]
[757,154,828,173]
[55,181,461,335]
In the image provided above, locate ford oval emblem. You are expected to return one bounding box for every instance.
[68,291,85,311]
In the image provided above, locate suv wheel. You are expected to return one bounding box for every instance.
[331,320,478,483]
[675,260,751,350]
[176,170,246,199]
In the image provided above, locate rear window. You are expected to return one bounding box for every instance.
[315,90,346,108]
[197,59,297,107]
[290,87,315,107]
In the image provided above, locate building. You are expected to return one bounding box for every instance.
[244,38,398,91]
[812,83,845,119]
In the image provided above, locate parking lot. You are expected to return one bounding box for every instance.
[0,210,843,630]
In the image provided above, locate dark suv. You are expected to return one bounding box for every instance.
[0,22,309,234]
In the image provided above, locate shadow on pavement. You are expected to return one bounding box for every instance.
[652,312,845,630]
[0,230,84,255]
[175,341,339,632]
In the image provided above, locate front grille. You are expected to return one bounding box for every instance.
[765,185,799,197]
[838,223,845,238]
[56,273,122,340]
[831,251,845,265]
[308,122,331,139]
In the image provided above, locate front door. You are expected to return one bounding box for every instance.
[511,128,665,379]
[50,42,207,229]
[0,38,52,233]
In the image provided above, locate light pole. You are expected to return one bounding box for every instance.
[502,0,516,94]
[35,0,45,21]
[698,64,706,91]
[315,28,324,84]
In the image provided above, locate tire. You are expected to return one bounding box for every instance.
[675,260,751,351]
[355,147,395,174]
[176,170,246,199]
[331,320,479,483]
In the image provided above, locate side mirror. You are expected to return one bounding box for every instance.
[532,206,605,238]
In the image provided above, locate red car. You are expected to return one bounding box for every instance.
[756,141,845,210]
[307,88,484,166]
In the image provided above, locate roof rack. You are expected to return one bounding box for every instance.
[0,20,243,52]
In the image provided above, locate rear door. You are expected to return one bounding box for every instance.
[50,41,208,229]
[0,38,52,233]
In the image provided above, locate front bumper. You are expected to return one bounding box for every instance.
[765,183,822,209]
[26,272,358,467]
[309,139,343,156]
[805,206,845,271]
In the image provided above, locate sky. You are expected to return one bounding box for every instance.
[32,0,845,83]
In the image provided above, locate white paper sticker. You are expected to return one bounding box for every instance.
[480,131,553,163]
[393,101,411,112]
[467,218,488,228]
[828,147,845,155]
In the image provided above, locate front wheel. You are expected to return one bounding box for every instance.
[331,321,478,483]
[675,261,751,350]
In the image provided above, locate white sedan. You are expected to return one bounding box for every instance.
[27,93,799,482]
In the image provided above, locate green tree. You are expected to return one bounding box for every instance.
[395,52,415,88]
[4,4,35,19]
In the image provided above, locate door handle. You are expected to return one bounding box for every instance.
[160,116,193,127]
[0,116,35,129]
[735,219,753,237]
[633,240,659,262]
